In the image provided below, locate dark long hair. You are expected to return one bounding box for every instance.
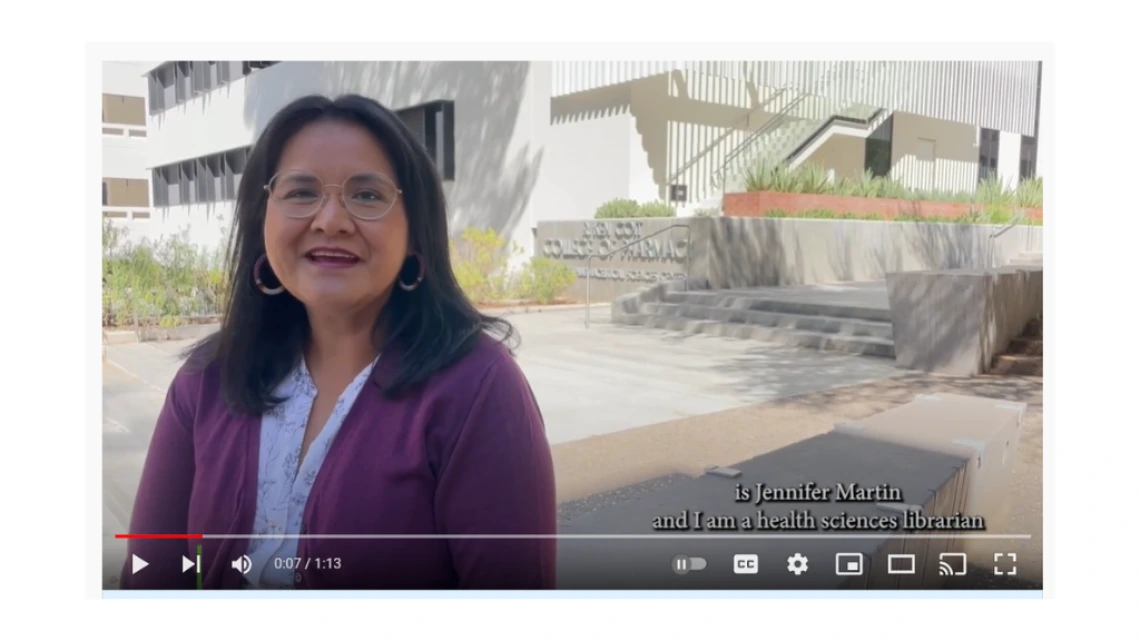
[187,94,517,414]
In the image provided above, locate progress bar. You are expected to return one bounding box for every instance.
[115,533,1032,540]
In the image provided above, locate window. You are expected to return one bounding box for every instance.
[978,128,1000,183]
[102,178,150,208]
[151,146,252,207]
[397,100,456,180]
[148,61,279,114]
[863,114,893,178]
[102,94,146,126]
[1019,135,1037,181]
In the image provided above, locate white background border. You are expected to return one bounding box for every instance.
[2,0,1134,636]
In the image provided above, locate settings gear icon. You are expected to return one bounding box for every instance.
[787,553,809,575]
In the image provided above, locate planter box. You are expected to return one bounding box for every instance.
[723,191,1043,221]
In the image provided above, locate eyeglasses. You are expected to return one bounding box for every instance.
[264,170,403,221]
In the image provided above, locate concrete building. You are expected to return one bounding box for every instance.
[135,60,1041,256]
[101,62,155,238]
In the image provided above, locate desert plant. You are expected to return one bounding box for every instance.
[102,223,229,328]
[594,198,641,219]
[637,201,677,218]
[740,160,1044,211]
[515,257,577,304]
[450,227,521,304]
[1013,176,1043,208]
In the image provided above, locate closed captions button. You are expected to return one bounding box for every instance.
[734,554,758,574]
[672,555,707,575]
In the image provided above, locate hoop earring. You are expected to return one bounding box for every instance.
[398,252,426,292]
[254,254,285,296]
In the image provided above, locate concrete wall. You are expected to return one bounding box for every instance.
[546,84,638,223]
[535,216,1043,302]
[147,61,554,258]
[801,132,867,182]
[534,218,696,302]
[890,112,979,193]
[887,265,1042,375]
[103,61,154,99]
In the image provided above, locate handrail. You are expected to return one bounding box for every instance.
[990,209,1026,238]
[584,223,692,328]
[664,88,790,189]
[783,108,885,165]
[720,92,812,176]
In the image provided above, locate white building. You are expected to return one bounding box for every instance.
[101,62,154,238]
[137,60,1041,256]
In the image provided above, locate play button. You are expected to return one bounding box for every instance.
[131,554,149,574]
[182,556,196,573]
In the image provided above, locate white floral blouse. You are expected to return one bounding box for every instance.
[242,357,378,589]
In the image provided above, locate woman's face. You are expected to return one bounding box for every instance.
[263,120,410,316]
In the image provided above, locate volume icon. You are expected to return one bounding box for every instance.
[231,554,252,575]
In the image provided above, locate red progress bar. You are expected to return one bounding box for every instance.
[115,534,203,539]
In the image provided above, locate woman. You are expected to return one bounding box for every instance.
[119,94,557,590]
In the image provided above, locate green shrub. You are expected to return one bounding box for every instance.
[595,198,641,219]
[450,227,520,304]
[762,208,1042,226]
[102,222,228,328]
[1014,176,1043,208]
[515,257,577,304]
[743,160,1045,211]
[637,201,677,218]
[693,207,719,217]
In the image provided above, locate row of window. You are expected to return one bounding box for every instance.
[149,100,456,208]
[152,147,250,208]
[148,61,279,114]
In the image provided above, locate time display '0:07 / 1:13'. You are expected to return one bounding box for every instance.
[272,557,342,571]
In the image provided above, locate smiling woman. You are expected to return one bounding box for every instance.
[118,94,557,591]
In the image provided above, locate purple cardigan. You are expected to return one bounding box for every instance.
[118,333,557,590]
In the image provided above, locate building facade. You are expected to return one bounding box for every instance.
[133,60,1042,257]
[102,62,154,238]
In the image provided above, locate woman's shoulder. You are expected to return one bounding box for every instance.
[166,336,225,408]
[424,330,524,397]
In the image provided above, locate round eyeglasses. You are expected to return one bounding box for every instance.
[264,170,403,221]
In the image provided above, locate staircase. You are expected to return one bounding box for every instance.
[667,63,892,212]
[991,318,1043,376]
[619,286,895,359]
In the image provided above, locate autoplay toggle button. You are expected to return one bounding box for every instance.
[673,554,707,575]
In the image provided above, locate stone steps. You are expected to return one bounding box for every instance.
[622,314,896,358]
[642,302,895,340]
[614,287,896,359]
[991,354,1043,376]
[661,291,893,323]
[991,317,1043,376]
